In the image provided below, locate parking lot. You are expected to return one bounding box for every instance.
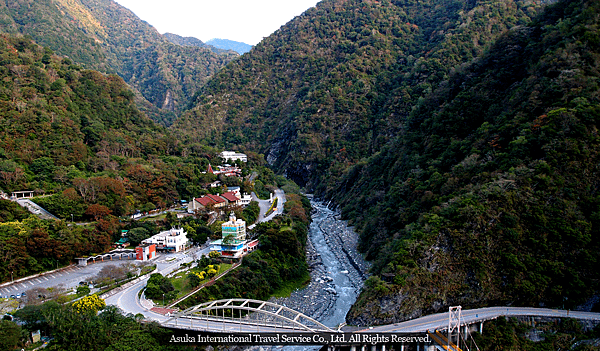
[0,259,137,299]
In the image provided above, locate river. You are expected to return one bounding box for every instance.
[267,199,370,350]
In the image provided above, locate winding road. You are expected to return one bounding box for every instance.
[107,189,286,319]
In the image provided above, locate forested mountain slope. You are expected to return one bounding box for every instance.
[0,34,226,217]
[338,0,600,325]
[173,0,546,190]
[0,0,237,125]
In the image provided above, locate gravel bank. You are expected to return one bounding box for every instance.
[269,202,370,324]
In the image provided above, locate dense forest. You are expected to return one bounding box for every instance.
[0,34,235,208]
[0,0,238,125]
[172,0,600,325]
[6,303,192,351]
[173,0,547,190]
[341,0,600,324]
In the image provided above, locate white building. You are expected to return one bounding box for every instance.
[240,194,252,206]
[142,227,189,252]
[220,151,248,163]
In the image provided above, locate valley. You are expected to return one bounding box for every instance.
[0,0,599,349]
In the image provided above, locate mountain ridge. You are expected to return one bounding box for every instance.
[206,38,252,55]
[0,0,238,125]
[172,0,547,190]
[171,0,600,323]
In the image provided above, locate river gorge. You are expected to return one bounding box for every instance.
[269,199,370,336]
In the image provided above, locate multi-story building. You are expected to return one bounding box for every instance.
[141,227,189,252]
[219,151,248,163]
[210,212,248,258]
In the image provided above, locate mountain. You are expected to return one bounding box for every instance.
[0,0,238,125]
[173,0,546,191]
[0,33,230,217]
[172,0,600,323]
[340,0,600,324]
[163,33,234,55]
[206,38,252,55]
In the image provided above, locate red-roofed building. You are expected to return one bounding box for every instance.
[221,191,241,206]
[206,194,227,207]
[187,194,228,213]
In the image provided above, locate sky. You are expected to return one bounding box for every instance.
[113,0,320,46]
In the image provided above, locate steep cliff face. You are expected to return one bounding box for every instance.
[173,0,545,190]
[343,0,600,325]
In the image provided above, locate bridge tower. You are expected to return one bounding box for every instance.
[448,306,462,349]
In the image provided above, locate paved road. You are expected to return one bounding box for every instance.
[105,246,211,319]
[250,189,286,227]
[16,198,58,220]
[366,306,600,333]
[0,259,134,298]
[164,316,321,333]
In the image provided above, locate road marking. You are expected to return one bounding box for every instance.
[35,279,42,283]
[29,281,35,286]
[43,277,49,281]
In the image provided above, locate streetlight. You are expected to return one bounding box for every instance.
[11,271,13,282]
[71,214,73,223]
[163,293,165,306]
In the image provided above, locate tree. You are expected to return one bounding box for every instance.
[72,294,106,314]
[127,227,150,246]
[144,273,174,299]
[93,264,129,286]
[0,319,22,350]
[76,285,91,296]
[187,273,202,288]
[207,268,217,278]
[85,204,112,220]
[164,211,176,227]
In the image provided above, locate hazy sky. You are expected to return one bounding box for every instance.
[113,0,320,45]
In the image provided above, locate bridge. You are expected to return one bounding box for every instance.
[158,300,600,350]
[163,298,335,333]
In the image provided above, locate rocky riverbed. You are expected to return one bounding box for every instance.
[269,200,370,327]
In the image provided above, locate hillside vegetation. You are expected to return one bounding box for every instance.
[341,0,600,325]
[0,0,237,125]
[172,0,600,324]
[173,0,546,190]
[0,34,236,217]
